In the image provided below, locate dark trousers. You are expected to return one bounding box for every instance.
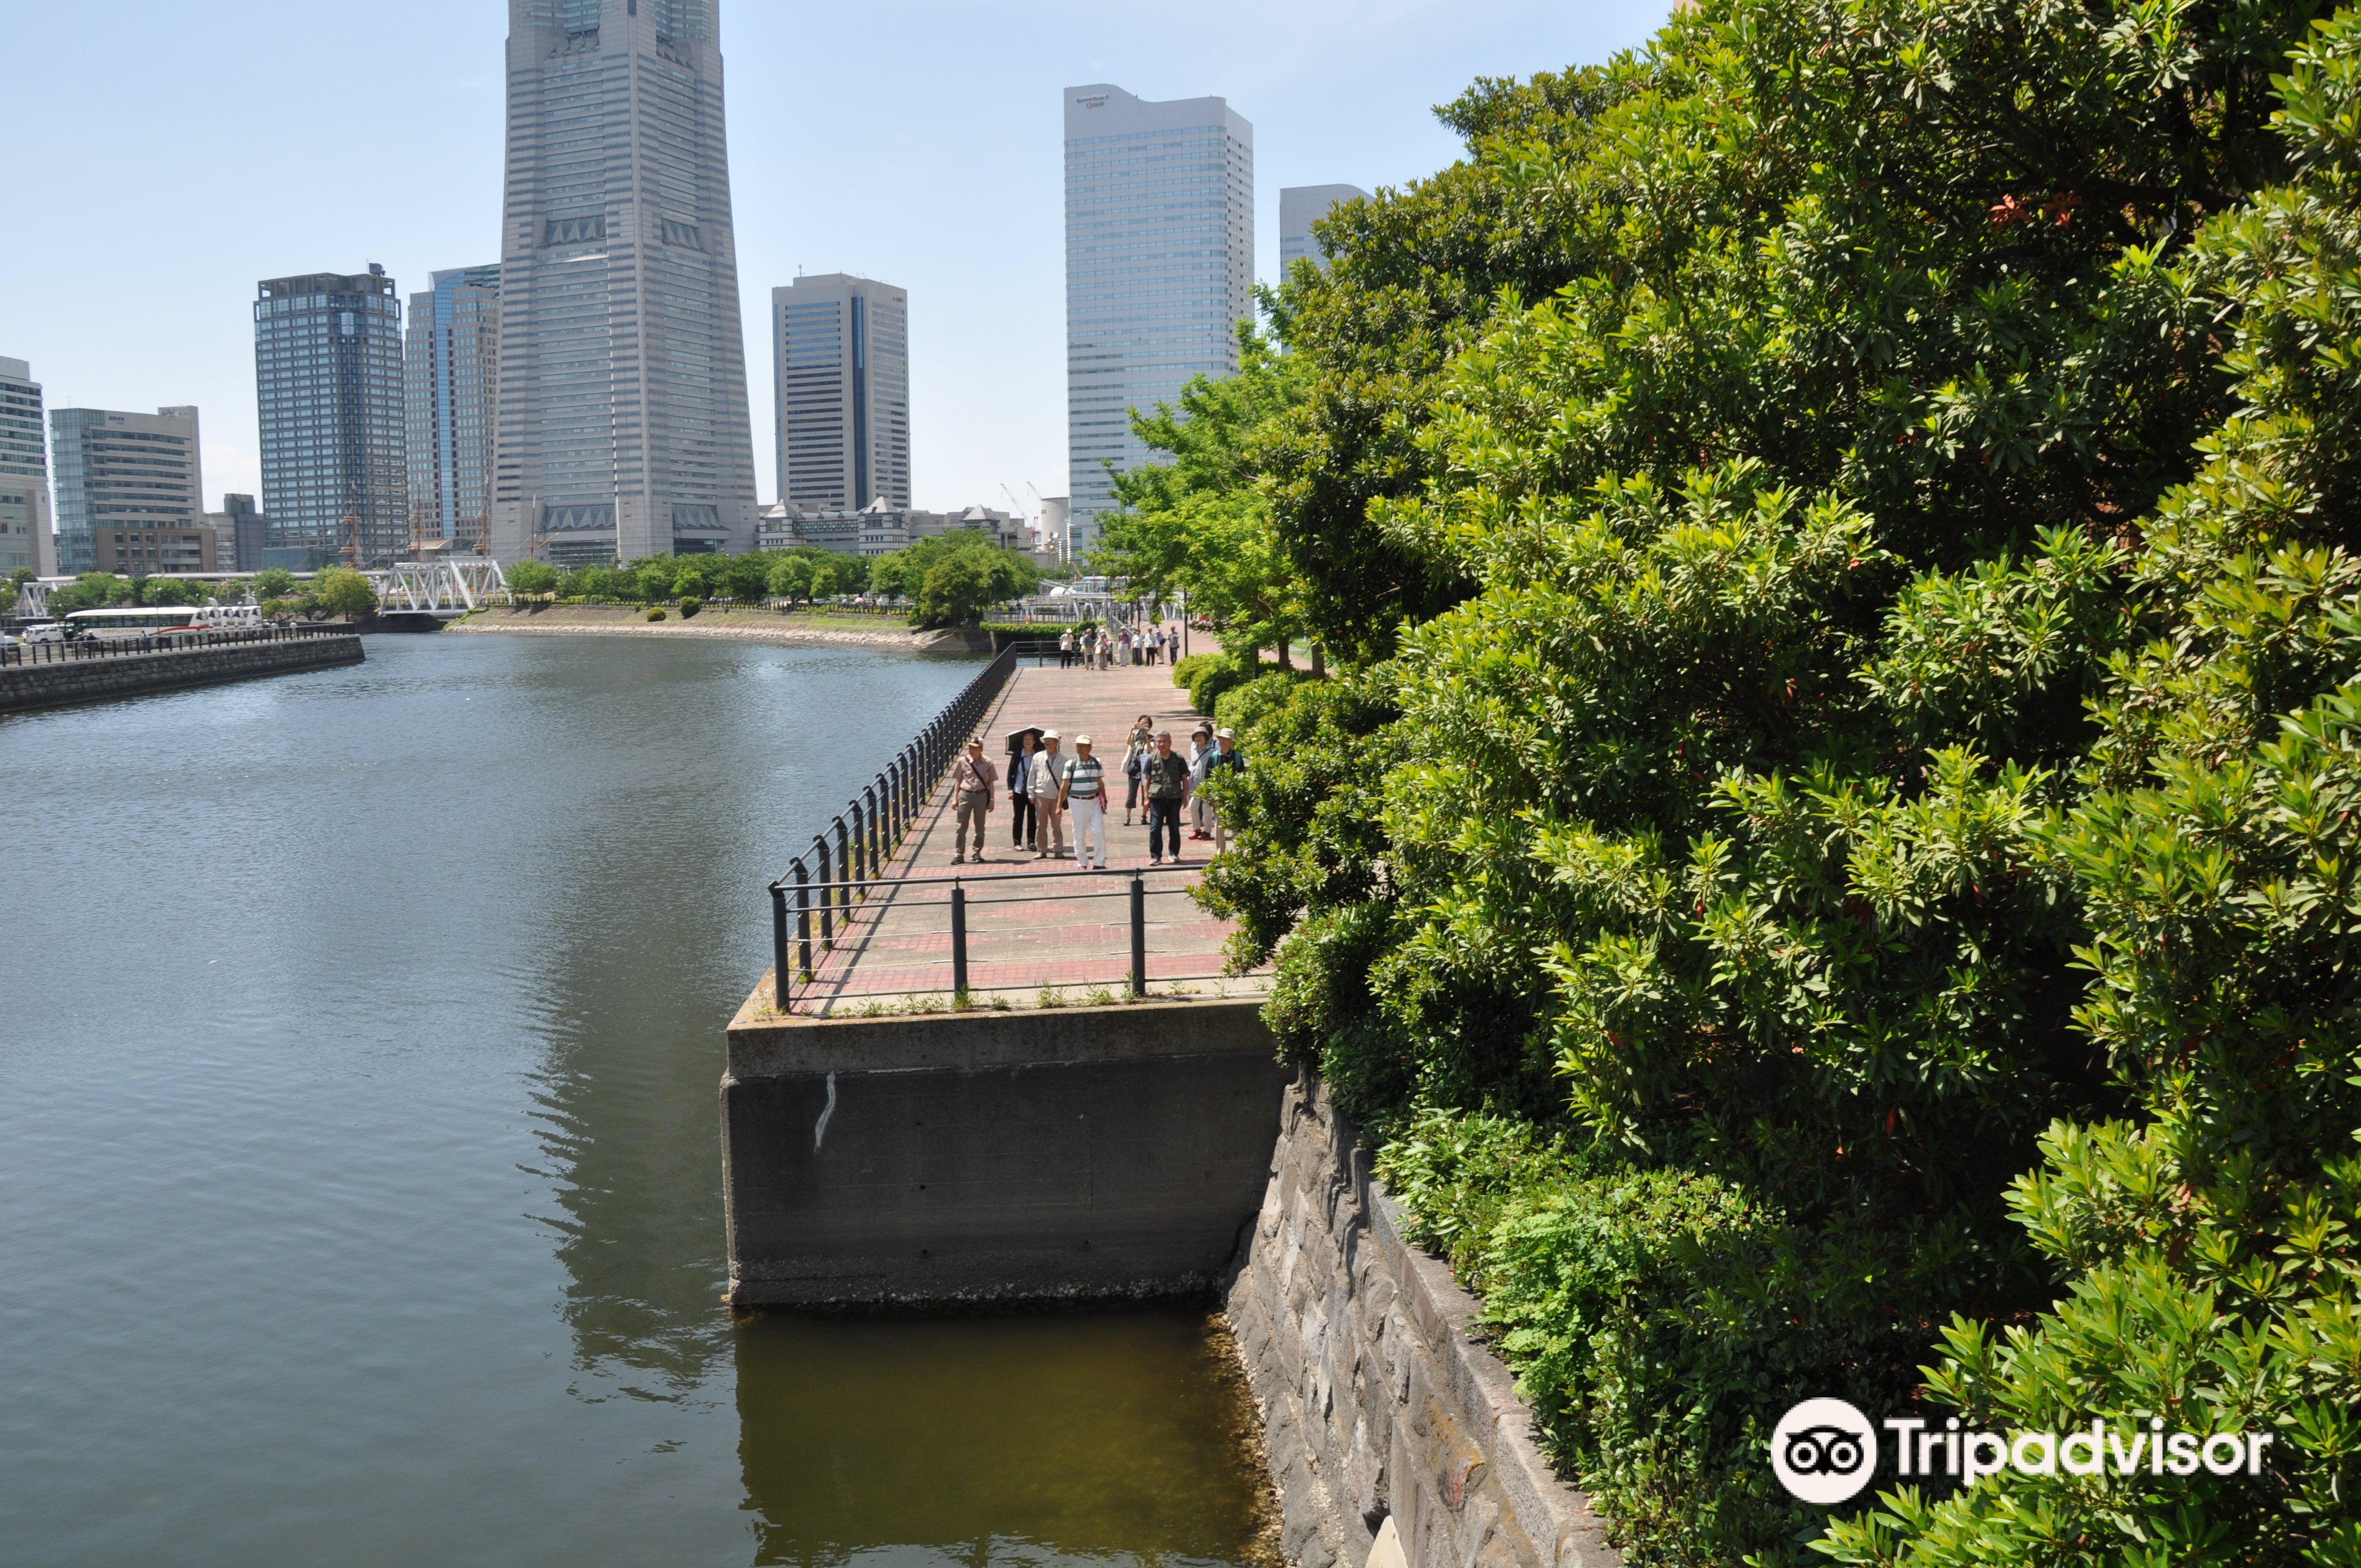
[1010,794,1037,847]
[1146,798,1183,858]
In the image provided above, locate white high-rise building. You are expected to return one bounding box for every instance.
[489,0,759,566]
[773,274,910,512]
[0,357,54,578]
[1063,83,1253,557]
[1280,184,1368,275]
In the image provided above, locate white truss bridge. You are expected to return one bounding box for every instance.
[365,559,510,619]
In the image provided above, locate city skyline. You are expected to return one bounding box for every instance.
[0,1,1669,531]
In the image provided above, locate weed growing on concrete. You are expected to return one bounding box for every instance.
[1087,986,1117,1008]
[1037,985,1069,1010]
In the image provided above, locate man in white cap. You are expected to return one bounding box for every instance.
[1060,733,1109,870]
[1205,726,1245,854]
[1027,728,1068,859]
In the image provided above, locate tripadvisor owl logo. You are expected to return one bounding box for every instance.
[1771,1398,1880,1504]
[1769,1397,2279,1505]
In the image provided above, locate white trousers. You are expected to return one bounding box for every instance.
[1068,797,1107,868]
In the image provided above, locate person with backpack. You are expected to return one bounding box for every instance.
[1141,729,1190,864]
[948,737,997,864]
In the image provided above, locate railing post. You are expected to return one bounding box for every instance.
[795,860,812,978]
[1130,873,1147,998]
[866,782,881,874]
[816,835,834,946]
[859,788,878,888]
[951,881,969,998]
[771,884,790,1012]
[834,816,851,920]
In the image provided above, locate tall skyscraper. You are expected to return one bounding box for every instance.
[406,265,502,556]
[254,266,408,567]
[1063,83,1254,556]
[0,357,54,577]
[1280,184,1368,274]
[48,406,204,575]
[773,274,910,512]
[489,0,759,566]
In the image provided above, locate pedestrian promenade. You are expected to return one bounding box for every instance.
[763,651,1271,1017]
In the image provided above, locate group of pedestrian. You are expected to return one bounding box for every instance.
[1055,624,1176,670]
[947,717,1245,868]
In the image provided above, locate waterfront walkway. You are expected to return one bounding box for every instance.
[764,652,1271,1017]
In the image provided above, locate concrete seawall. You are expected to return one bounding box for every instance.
[1225,1076,1623,1568]
[0,635,365,716]
[722,994,1291,1306]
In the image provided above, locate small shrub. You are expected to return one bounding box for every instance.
[646,608,667,622]
[678,595,702,618]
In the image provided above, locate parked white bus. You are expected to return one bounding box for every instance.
[66,604,261,636]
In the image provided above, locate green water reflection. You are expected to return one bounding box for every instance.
[736,1312,1272,1567]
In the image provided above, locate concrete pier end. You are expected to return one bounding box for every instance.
[722,987,1290,1307]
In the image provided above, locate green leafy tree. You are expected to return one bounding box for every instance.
[138,575,204,607]
[867,533,1037,626]
[46,573,134,617]
[767,553,814,602]
[807,560,841,601]
[253,568,297,601]
[1099,325,1314,664]
[1189,1,2336,1561]
[312,568,377,620]
[1821,17,2361,1563]
[505,560,561,596]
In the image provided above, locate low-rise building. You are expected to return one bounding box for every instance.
[92,522,219,575]
[755,499,1027,558]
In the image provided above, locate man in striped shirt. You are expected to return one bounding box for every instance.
[1059,735,1109,871]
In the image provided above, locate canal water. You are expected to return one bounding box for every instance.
[0,634,1273,1568]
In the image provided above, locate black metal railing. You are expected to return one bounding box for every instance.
[0,624,351,668]
[767,645,1021,1009]
[773,865,1217,1013]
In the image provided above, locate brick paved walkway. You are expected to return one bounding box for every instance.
[766,651,1270,1018]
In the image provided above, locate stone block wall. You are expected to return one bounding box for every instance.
[1224,1075,1623,1568]
[0,635,363,716]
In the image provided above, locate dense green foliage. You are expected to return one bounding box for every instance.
[868,532,1041,627]
[1120,1,2361,1564]
[501,539,1032,624]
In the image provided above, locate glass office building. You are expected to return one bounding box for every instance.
[1063,83,1254,556]
[489,0,759,565]
[773,274,910,512]
[254,266,407,568]
[406,265,502,556]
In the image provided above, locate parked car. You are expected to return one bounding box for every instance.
[18,622,66,643]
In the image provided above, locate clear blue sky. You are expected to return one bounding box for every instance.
[1,1,1669,519]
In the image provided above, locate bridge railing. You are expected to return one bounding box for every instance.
[1,624,351,668]
[766,644,1022,1012]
